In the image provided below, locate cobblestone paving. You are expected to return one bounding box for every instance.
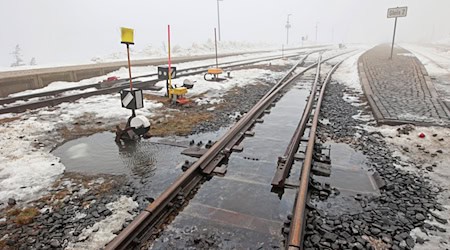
[359,45,450,126]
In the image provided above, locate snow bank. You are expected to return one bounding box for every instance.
[66,196,138,250]
[332,50,365,94]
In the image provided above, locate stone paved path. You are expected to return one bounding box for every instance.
[358,45,450,126]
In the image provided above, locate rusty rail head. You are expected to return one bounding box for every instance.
[287,58,347,249]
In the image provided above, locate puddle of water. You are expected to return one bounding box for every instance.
[51,130,228,197]
[313,142,379,216]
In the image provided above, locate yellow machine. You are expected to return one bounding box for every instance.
[168,85,188,104]
[204,68,224,81]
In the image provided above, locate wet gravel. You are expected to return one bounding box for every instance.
[301,82,447,249]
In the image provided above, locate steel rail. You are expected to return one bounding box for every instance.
[287,59,346,250]
[271,56,322,188]
[106,50,354,250]
[0,52,309,114]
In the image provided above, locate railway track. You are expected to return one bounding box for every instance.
[105,49,357,250]
[0,49,326,115]
[406,47,450,74]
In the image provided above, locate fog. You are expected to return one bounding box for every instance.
[1,0,449,67]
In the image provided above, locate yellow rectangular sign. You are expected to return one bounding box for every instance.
[121,27,134,44]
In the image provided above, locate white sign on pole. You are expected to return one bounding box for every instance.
[387,7,408,18]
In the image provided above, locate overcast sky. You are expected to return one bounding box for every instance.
[1,0,449,67]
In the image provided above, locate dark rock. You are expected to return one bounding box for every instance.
[323,232,338,241]
[50,239,60,248]
[415,236,425,244]
[8,198,16,206]
[370,228,381,235]
[103,209,112,216]
[406,236,415,248]
[310,235,321,244]
[415,213,426,221]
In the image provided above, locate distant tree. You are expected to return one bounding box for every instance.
[29,57,37,66]
[10,44,25,67]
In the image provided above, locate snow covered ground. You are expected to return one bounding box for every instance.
[152,65,290,105]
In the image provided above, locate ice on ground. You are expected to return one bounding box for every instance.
[66,196,138,250]
[364,124,450,249]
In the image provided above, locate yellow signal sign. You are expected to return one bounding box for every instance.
[121,27,134,44]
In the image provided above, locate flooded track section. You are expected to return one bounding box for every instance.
[105,50,356,250]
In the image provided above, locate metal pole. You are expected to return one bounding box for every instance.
[217,0,221,41]
[126,44,135,118]
[126,44,133,90]
[390,17,398,60]
[168,25,172,97]
[214,28,219,68]
[286,17,289,45]
[286,14,291,45]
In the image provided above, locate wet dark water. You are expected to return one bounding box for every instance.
[313,143,380,217]
[52,130,228,197]
[151,83,311,248]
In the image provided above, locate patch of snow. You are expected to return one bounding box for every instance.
[332,50,366,93]
[398,53,415,57]
[0,119,65,205]
[153,68,284,105]
[351,111,373,122]
[66,196,138,250]
[57,94,162,121]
